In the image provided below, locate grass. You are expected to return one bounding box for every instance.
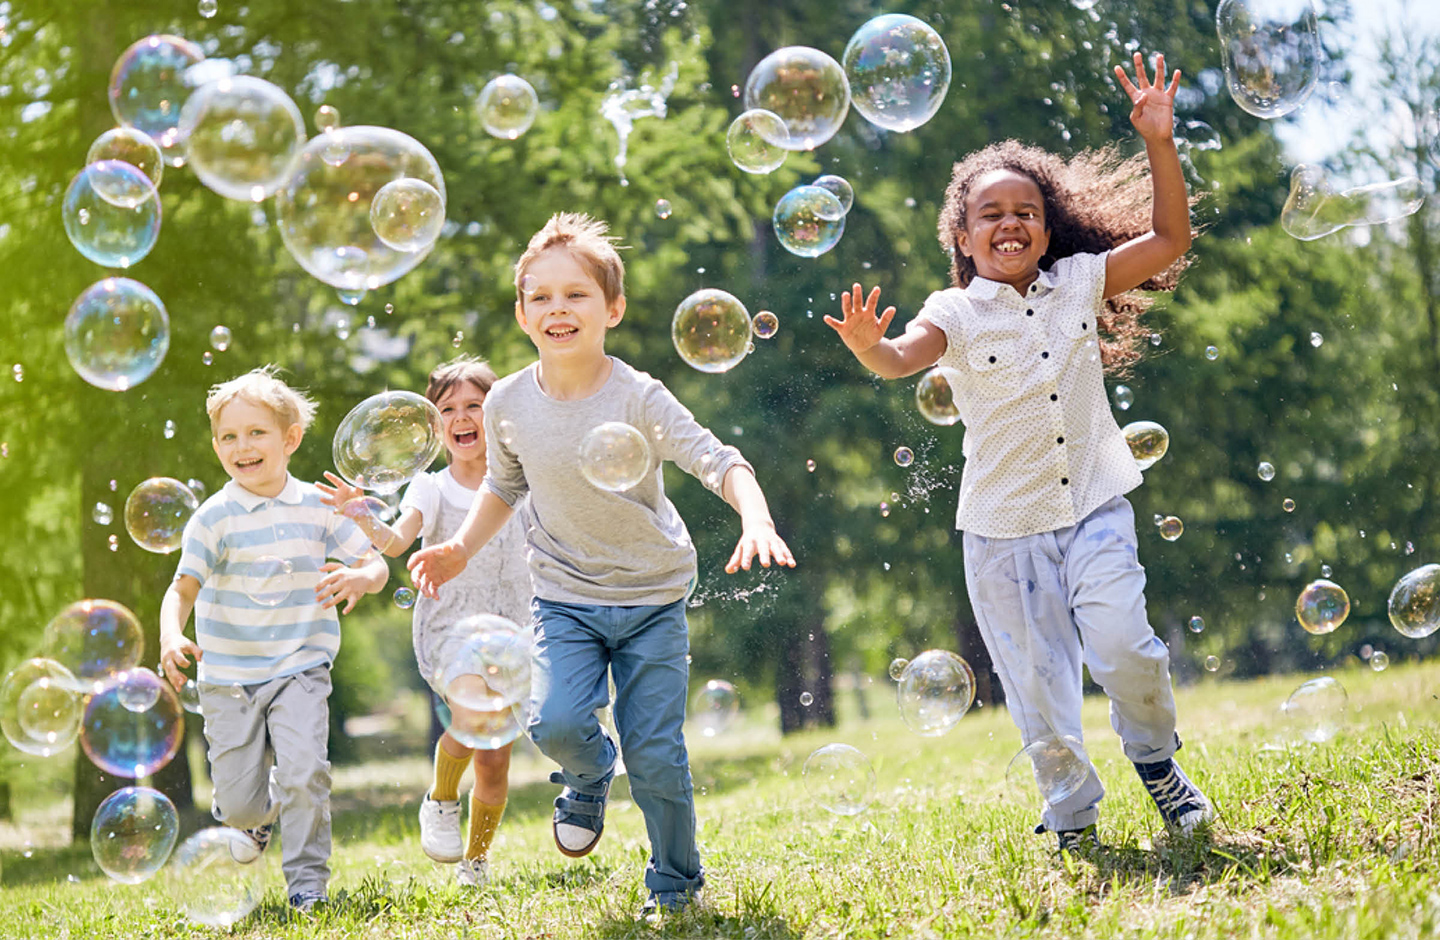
[1,660,1437,939]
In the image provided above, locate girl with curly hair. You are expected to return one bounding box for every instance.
[826,52,1212,853]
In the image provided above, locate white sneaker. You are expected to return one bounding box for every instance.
[455,857,488,888]
[419,791,463,863]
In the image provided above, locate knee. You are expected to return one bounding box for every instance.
[621,741,689,795]
[529,706,594,755]
[211,783,271,828]
[471,746,511,781]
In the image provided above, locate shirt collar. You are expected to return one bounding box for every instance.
[964,264,1060,302]
[224,473,303,511]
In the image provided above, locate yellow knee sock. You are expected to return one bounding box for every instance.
[466,795,507,861]
[431,741,470,802]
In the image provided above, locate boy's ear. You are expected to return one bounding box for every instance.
[607,294,626,327]
[514,299,526,328]
[282,423,303,457]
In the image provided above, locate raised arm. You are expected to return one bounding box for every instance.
[316,471,426,557]
[824,284,946,379]
[406,489,515,598]
[1104,51,1192,299]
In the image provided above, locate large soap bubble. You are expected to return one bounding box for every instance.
[915,367,963,426]
[691,679,739,737]
[276,125,446,290]
[672,288,753,373]
[1295,578,1349,635]
[178,76,306,202]
[1280,165,1424,241]
[124,477,199,554]
[446,698,525,752]
[332,390,444,495]
[1215,0,1319,119]
[63,161,162,268]
[163,828,266,928]
[1388,564,1440,639]
[370,178,445,253]
[85,128,164,204]
[774,185,846,257]
[578,422,652,493]
[1281,675,1346,744]
[842,14,951,133]
[44,599,144,687]
[434,615,533,713]
[476,74,539,140]
[1005,735,1091,805]
[80,668,184,778]
[725,109,789,174]
[1,659,81,757]
[1122,420,1169,471]
[91,786,179,884]
[895,649,974,736]
[65,277,170,392]
[108,34,205,166]
[802,743,876,816]
[743,46,851,151]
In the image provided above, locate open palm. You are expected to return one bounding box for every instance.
[1115,52,1179,143]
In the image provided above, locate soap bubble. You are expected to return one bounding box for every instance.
[654,199,672,220]
[179,679,202,715]
[842,13,951,132]
[336,286,366,306]
[276,126,446,291]
[743,46,851,151]
[1188,616,1205,634]
[1387,564,1440,639]
[209,325,231,352]
[333,390,444,494]
[198,0,218,18]
[751,310,779,339]
[895,649,974,736]
[476,74,539,139]
[802,744,876,815]
[444,697,525,751]
[806,458,816,472]
[64,277,170,392]
[1216,0,1320,119]
[63,162,162,268]
[2,660,81,756]
[1122,420,1169,471]
[1258,461,1275,481]
[80,668,184,777]
[1113,385,1133,410]
[93,502,114,525]
[85,128,164,203]
[672,288,752,373]
[1204,655,1221,672]
[1005,734,1090,805]
[893,446,914,467]
[691,679,739,737]
[725,109,789,174]
[812,175,854,216]
[1280,165,1424,241]
[90,786,179,884]
[1281,675,1346,744]
[107,35,206,166]
[339,495,395,548]
[315,104,340,133]
[44,599,144,686]
[773,185,845,257]
[1205,345,1219,360]
[1296,578,1349,635]
[1283,498,1296,512]
[393,586,416,610]
[578,422,652,493]
[435,615,532,712]
[1180,119,1223,152]
[887,658,909,681]
[1157,516,1184,541]
[178,76,306,202]
[799,691,814,707]
[186,478,208,501]
[915,367,962,426]
[164,828,266,927]
[124,477,199,554]
[244,555,294,609]
[370,178,445,253]
[1370,651,1390,672]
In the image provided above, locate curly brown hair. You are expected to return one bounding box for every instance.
[936,140,1194,376]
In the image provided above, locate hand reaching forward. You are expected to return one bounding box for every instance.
[824,284,895,355]
[407,539,469,599]
[1115,51,1179,143]
[315,471,364,510]
[726,521,797,574]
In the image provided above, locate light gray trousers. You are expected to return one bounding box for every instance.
[199,665,333,897]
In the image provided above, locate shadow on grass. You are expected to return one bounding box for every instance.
[1069,823,1306,894]
[584,879,800,940]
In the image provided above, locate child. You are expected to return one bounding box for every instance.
[825,53,1213,852]
[408,212,795,916]
[158,366,389,911]
[316,356,530,888]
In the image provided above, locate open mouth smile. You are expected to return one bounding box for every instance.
[994,240,1028,255]
[234,456,262,471]
[545,325,578,339]
[453,430,479,446]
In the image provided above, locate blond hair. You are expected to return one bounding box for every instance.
[205,366,317,434]
[514,212,625,305]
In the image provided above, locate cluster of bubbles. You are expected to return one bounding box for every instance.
[1280,165,1424,242]
[124,477,200,553]
[578,422,652,493]
[802,743,876,815]
[431,614,533,750]
[672,288,753,373]
[1122,420,1169,471]
[332,391,444,495]
[691,679,740,737]
[893,649,974,737]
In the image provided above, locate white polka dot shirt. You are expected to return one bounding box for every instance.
[916,251,1143,538]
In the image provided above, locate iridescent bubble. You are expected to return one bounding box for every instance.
[1158,516,1184,541]
[209,325,231,352]
[186,478,208,501]
[477,74,539,140]
[1320,564,1331,577]
[1387,564,1440,639]
[1112,385,1133,411]
[93,502,114,525]
[799,691,814,707]
[370,178,446,253]
[1205,345,1219,360]
[2,663,81,757]
[1216,0,1320,119]
[1180,119,1223,152]
[886,658,909,681]
[1258,461,1275,481]
[672,288,752,373]
[896,649,974,736]
[802,743,876,815]
[725,109,789,174]
[64,277,170,392]
[44,599,144,686]
[86,127,164,203]
[1370,651,1390,672]
[1281,675,1346,744]
[393,586,416,610]
[277,126,446,291]
[1122,420,1169,471]
[81,668,184,777]
[773,185,845,257]
[1283,497,1296,512]
[691,679,739,737]
[202,351,213,365]
[315,104,340,133]
[63,162,161,268]
[90,786,179,884]
[812,175,854,216]
[198,0,218,18]
[893,446,914,467]
[163,419,177,440]
[164,828,265,927]
[333,390,444,495]
[1188,616,1205,634]
[654,199,672,220]
[1204,655,1221,672]
[124,477,198,554]
[578,422,652,493]
[842,13,951,133]
[1280,164,1424,241]
[435,615,532,714]
[179,679,202,715]
[178,76,306,202]
[1005,734,1090,805]
[107,35,206,167]
[1295,578,1349,635]
[915,367,962,426]
[244,555,294,609]
[751,310,779,339]
[743,46,851,151]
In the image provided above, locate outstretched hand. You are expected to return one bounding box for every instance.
[1115,51,1179,143]
[824,284,895,355]
[407,539,469,599]
[726,521,797,574]
[315,471,364,511]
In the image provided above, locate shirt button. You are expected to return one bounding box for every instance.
[1061,477,1069,485]
[1026,308,1034,316]
[988,355,997,363]
[1041,351,1049,359]
[1050,393,1058,401]
[1082,322,1088,330]
[1056,436,1064,444]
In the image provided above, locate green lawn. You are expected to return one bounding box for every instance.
[1,661,1437,939]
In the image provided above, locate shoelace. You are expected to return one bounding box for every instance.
[1140,766,1200,817]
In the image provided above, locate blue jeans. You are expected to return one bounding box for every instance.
[528,598,703,896]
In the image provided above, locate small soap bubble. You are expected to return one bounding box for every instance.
[10,364,20,382]
[1205,345,1219,360]
[124,478,198,553]
[1122,420,1169,471]
[108,534,120,552]
[893,446,914,467]
[333,391,444,495]
[93,502,114,526]
[1283,498,1296,512]
[1149,332,1162,346]
[116,668,162,713]
[916,367,962,426]
[1258,461,1275,481]
[896,650,974,736]
[691,679,739,736]
[672,289,752,373]
[370,178,446,253]
[315,104,340,133]
[201,351,213,365]
[887,658,909,681]
[207,324,231,352]
[811,175,854,216]
[186,478,208,501]
[477,74,539,139]
[1188,616,1205,634]
[751,310,779,339]
[802,744,876,815]
[1370,651,1390,672]
[1296,578,1349,635]
[179,679,201,715]
[879,502,891,518]
[1158,516,1184,541]
[1112,385,1133,411]
[1309,331,1323,347]
[654,199,672,220]
[806,459,816,472]
[843,13,951,133]
[162,419,176,440]
[1004,735,1089,806]
[1387,564,1440,639]
[799,691,814,707]
[726,109,789,174]
[496,419,516,446]
[744,46,850,151]
[773,185,845,257]
[393,587,416,610]
[1281,675,1346,744]
[1204,655,1220,672]
[91,786,179,884]
[1321,563,1331,577]
[337,287,366,306]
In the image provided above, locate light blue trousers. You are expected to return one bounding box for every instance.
[963,496,1179,832]
[528,598,703,896]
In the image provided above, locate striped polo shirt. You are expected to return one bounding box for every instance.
[175,474,374,684]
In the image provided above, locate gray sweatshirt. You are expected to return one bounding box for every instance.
[482,357,752,606]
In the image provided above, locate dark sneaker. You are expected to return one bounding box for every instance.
[1134,757,1215,833]
[641,888,703,921]
[550,771,609,858]
[1036,822,1102,854]
[228,824,273,864]
[288,890,327,913]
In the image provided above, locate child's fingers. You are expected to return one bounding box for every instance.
[822,314,844,332]
[865,285,884,315]
[1166,69,1181,97]
[878,306,896,331]
[1114,64,1139,99]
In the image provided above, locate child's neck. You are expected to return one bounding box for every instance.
[237,471,290,499]
[447,454,487,489]
[535,352,613,402]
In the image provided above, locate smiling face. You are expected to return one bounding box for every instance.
[211,396,302,497]
[956,169,1051,293]
[514,246,626,363]
[434,380,487,465]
